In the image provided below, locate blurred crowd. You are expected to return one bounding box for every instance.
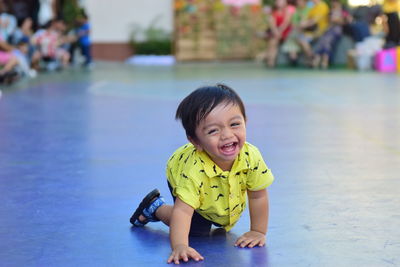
[262,0,399,69]
[0,0,91,85]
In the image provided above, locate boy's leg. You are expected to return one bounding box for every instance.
[188,212,213,236]
[154,205,173,226]
[139,200,213,234]
[132,183,214,236]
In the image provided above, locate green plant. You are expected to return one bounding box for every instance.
[62,0,83,30]
[130,16,172,55]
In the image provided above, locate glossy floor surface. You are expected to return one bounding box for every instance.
[0,63,399,266]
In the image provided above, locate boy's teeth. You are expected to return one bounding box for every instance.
[223,143,233,147]
[222,142,237,149]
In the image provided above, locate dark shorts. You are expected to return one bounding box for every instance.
[167,182,220,236]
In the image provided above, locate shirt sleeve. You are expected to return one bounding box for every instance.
[246,146,274,191]
[173,177,201,209]
[165,144,202,210]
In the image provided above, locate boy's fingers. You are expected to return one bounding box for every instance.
[239,239,251,247]
[235,240,244,246]
[192,251,204,261]
[249,239,261,248]
[182,254,188,262]
[235,237,245,246]
[169,253,180,264]
[187,250,198,261]
[167,248,204,264]
[167,254,174,263]
[187,252,196,260]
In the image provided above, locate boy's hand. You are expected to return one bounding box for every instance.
[235,231,266,248]
[167,244,204,264]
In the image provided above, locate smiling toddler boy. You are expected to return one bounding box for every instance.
[130,84,274,264]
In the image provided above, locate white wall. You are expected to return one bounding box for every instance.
[85,0,173,43]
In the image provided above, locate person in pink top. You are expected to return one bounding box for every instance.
[0,38,19,84]
[264,0,296,67]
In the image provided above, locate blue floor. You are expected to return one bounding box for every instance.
[0,63,399,266]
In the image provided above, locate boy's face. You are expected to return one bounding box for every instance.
[190,102,246,171]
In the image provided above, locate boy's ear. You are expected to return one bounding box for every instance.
[188,136,203,151]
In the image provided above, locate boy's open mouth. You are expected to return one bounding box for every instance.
[220,142,238,155]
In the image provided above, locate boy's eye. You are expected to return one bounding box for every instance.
[207,129,218,135]
[231,122,241,127]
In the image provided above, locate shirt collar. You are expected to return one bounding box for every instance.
[197,147,250,178]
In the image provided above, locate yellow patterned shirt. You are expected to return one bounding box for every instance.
[166,142,274,231]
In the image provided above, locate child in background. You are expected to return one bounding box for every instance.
[312,0,350,69]
[0,39,20,84]
[75,11,92,68]
[9,17,34,45]
[32,19,70,69]
[264,0,295,67]
[9,18,38,78]
[296,0,330,64]
[130,84,274,264]
[12,39,38,78]
[281,0,311,66]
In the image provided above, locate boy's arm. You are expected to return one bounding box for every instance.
[167,197,204,264]
[249,189,269,234]
[235,189,269,248]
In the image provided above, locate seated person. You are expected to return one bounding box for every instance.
[312,0,351,69]
[296,0,330,64]
[281,0,311,66]
[31,19,70,69]
[264,0,295,67]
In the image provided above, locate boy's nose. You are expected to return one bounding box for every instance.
[221,128,234,139]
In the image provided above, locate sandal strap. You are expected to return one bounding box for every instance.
[143,197,165,222]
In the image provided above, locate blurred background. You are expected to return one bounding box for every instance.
[0,0,398,85]
[1,1,399,266]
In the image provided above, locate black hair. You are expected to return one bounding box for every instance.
[175,84,246,141]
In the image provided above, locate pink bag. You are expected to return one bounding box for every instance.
[375,48,397,72]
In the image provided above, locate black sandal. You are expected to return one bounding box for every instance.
[130,189,160,226]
